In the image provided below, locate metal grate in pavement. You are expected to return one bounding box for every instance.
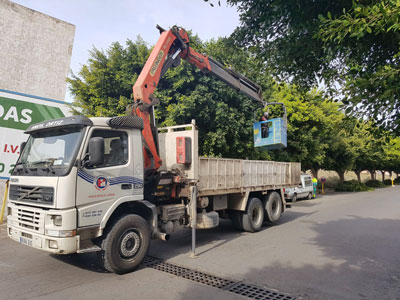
[228,283,295,300]
[142,256,296,300]
[181,270,235,289]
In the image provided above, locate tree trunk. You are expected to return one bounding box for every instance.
[354,171,361,182]
[310,167,319,179]
[381,171,385,181]
[336,171,345,183]
[369,170,376,180]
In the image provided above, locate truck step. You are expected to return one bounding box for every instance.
[77,245,101,253]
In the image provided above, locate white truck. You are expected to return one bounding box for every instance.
[7,117,300,273]
[6,25,301,274]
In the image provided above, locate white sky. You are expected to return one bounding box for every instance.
[11,0,240,102]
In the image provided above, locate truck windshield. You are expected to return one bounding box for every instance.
[13,126,85,177]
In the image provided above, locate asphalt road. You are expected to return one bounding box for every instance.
[0,187,399,300]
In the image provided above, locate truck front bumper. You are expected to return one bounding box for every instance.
[7,224,79,254]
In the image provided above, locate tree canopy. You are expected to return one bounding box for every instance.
[68,27,400,181]
[224,0,400,133]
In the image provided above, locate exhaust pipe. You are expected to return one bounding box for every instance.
[153,230,170,241]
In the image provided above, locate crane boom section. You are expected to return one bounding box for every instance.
[132,25,264,172]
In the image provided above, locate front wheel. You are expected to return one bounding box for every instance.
[307,192,312,200]
[98,214,150,274]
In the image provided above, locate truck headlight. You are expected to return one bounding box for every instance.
[46,229,76,238]
[51,215,62,226]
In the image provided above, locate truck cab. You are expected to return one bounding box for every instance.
[7,115,146,255]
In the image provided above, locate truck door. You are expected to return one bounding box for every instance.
[76,128,143,227]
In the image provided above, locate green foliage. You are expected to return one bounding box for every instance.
[365,179,386,188]
[318,1,400,132]
[68,35,271,159]
[227,0,400,133]
[154,36,272,159]
[334,180,370,192]
[383,179,393,186]
[68,37,150,117]
[68,24,398,184]
[267,84,343,174]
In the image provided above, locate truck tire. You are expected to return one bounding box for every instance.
[242,197,264,232]
[292,193,297,203]
[98,214,150,274]
[307,192,312,200]
[264,192,282,224]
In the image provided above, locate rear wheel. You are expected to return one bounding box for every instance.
[264,192,282,224]
[242,198,264,232]
[98,214,150,274]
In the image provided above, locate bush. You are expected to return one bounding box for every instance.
[394,177,400,184]
[383,179,393,186]
[334,180,370,192]
[365,179,386,188]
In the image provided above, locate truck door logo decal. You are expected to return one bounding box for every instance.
[78,169,95,183]
[78,169,143,189]
[95,176,109,191]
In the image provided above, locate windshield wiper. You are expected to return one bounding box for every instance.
[14,162,28,174]
[29,159,57,173]
[30,159,57,165]
[41,165,56,174]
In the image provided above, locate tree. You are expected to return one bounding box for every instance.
[225,0,400,133]
[68,36,272,160]
[382,136,400,179]
[347,120,376,182]
[68,37,150,117]
[318,0,400,133]
[267,83,343,178]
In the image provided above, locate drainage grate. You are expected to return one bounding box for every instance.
[229,283,295,300]
[181,270,235,289]
[142,256,296,300]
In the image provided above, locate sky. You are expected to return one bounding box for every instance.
[11,0,240,102]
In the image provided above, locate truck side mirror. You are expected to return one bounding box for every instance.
[88,137,104,166]
[20,142,26,153]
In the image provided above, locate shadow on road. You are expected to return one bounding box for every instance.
[49,209,313,274]
[174,215,400,300]
[50,252,108,273]
[148,209,314,260]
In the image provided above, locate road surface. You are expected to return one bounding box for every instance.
[0,186,399,300]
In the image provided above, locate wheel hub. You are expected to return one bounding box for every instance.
[120,231,141,258]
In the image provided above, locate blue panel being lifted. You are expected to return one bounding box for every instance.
[253,118,287,150]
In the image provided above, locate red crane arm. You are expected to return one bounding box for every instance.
[132,25,264,173]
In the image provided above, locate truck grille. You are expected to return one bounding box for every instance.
[15,207,45,234]
[9,185,54,205]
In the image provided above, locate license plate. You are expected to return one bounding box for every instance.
[19,236,33,247]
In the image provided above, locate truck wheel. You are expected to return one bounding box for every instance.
[98,214,150,274]
[242,197,264,233]
[307,192,312,200]
[292,193,297,203]
[264,192,282,224]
